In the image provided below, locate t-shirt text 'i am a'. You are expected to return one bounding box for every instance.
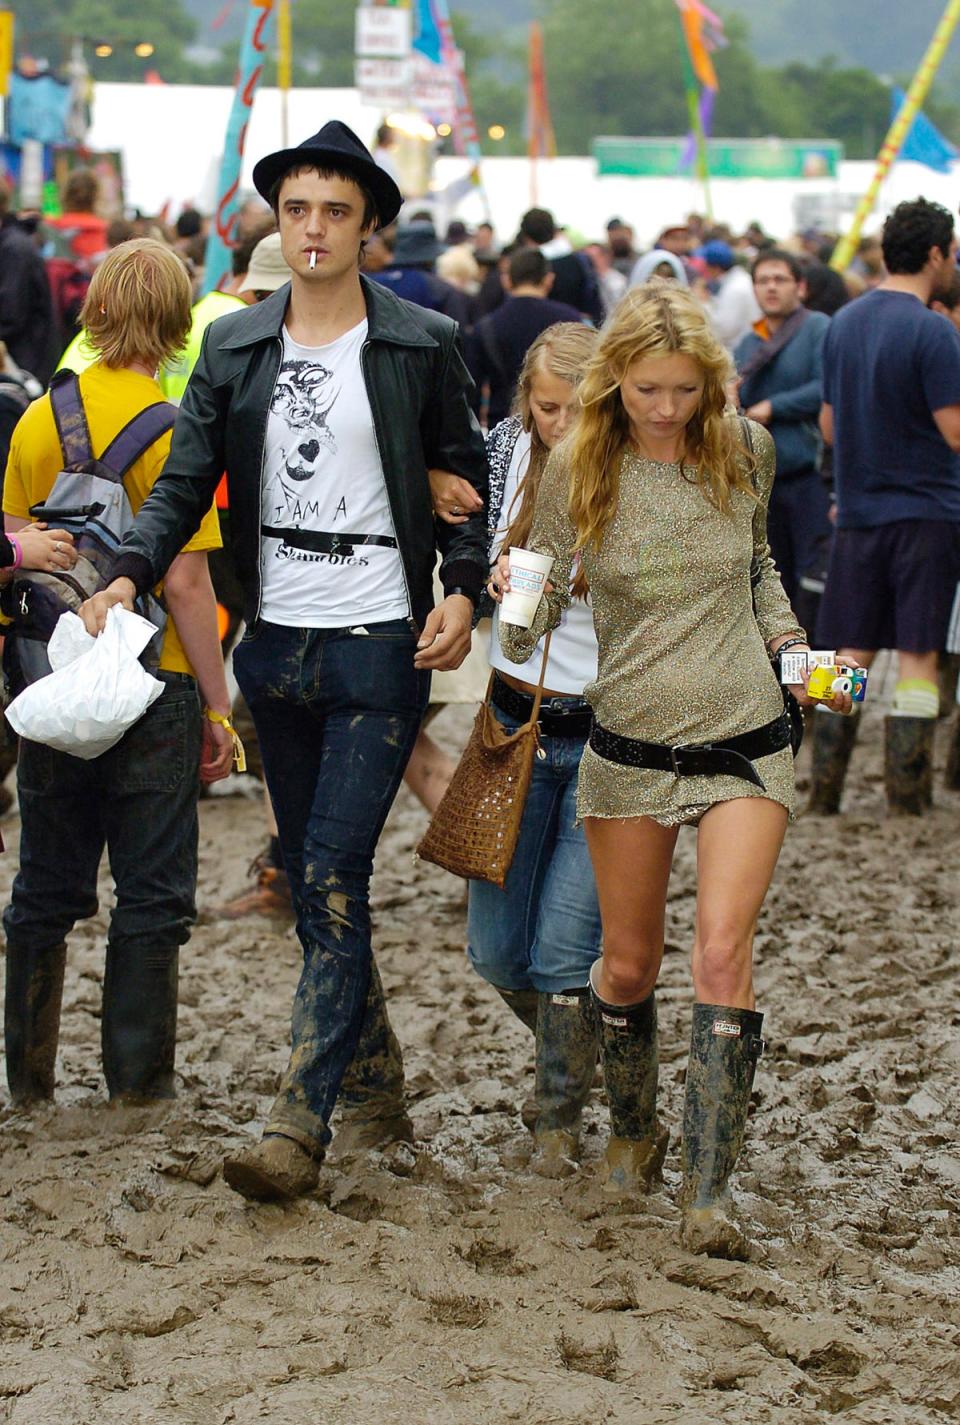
[259,319,410,626]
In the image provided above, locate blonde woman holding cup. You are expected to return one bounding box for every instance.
[466,322,602,1179]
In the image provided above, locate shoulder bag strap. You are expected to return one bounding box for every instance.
[98,401,177,480]
[49,370,94,469]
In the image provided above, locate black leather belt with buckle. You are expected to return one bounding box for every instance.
[260,526,398,557]
[491,673,593,738]
[589,712,792,790]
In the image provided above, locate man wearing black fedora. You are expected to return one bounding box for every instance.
[81,120,489,1200]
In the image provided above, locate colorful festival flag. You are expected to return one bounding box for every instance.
[202,0,276,295]
[526,22,556,162]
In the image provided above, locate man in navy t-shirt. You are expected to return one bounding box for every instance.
[813,197,960,815]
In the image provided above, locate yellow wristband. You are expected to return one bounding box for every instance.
[204,708,247,773]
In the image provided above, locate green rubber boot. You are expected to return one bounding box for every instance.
[4,941,67,1105]
[680,1003,765,1260]
[531,989,599,1178]
[334,959,413,1155]
[884,715,935,815]
[590,963,667,1201]
[807,708,860,815]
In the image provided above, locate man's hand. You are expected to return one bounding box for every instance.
[414,594,473,671]
[79,578,137,636]
[745,400,773,425]
[428,468,484,525]
[200,716,235,784]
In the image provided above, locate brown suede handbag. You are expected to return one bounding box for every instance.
[416,633,552,888]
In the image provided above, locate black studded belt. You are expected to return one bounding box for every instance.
[491,673,593,738]
[261,526,398,556]
[588,711,792,790]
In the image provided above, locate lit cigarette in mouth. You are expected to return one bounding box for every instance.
[309,250,317,270]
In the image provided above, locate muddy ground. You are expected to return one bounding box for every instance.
[1,692,959,1425]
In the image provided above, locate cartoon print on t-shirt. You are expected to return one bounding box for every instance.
[268,358,340,501]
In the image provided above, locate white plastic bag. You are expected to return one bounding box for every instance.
[6,608,165,760]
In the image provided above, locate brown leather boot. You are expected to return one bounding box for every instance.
[223,1134,321,1200]
[217,852,295,920]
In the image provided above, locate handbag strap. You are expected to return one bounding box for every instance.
[481,629,554,747]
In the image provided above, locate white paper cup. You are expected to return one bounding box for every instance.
[500,546,555,628]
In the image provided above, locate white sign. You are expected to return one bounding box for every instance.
[411,52,457,124]
[355,57,413,108]
[355,7,412,59]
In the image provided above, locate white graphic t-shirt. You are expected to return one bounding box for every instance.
[259,320,410,627]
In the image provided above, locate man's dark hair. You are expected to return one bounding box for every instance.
[751,247,803,283]
[881,198,954,275]
[376,123,393,147]
[267,165,378,229]
[232,219,277,277]
[519,207,556,245]
[802,260,850,316]
[509,247,549,287]
[176,208,203,239]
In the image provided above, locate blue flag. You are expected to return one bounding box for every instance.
[893,87,958,174]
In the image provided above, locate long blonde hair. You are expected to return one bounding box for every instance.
[503,322,598,598]
[81,238,192,371]
[567,283,755,552]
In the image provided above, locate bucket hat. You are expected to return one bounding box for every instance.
[252,120,403,228]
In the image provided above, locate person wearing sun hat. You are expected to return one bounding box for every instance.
[81,120,490,1201]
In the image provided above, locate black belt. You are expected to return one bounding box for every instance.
[261,527,397,556]
[589,711,792,790]
[492,673,593,738]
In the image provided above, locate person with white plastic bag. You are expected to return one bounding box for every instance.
[2,239,234,1108]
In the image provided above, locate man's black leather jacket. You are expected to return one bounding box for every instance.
[111,275,489,631]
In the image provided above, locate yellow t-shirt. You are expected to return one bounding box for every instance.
[3,364,222,676]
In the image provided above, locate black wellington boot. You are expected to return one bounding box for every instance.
[530,989,599,1178]
[4,941,67,1105]
[679,1003,765,1260]
[493,987,539,1130]
[102,941,179,1101]
[334,959,413,1155]
[590,964,668,1201]
[884,715,934,815]
[807,709,860,815]
[945,713,960,792]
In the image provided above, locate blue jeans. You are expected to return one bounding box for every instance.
[232,618,429,1154]
[467,708,602,995]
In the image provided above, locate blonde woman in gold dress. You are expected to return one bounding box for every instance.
[500,284,852,1257]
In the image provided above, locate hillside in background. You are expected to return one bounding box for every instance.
[184,0,960,77]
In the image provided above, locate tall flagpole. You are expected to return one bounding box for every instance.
[278,0,291,148]
[830,0,960,272]
[202,0,276,294]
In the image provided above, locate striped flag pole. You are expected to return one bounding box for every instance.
[831,0,960,272]
[432,0,492,221]
[202,0,276,295]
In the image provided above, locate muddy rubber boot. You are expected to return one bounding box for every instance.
[101,942,179,1101]
[4,941,67,1105]
[530,989,599,1178]
[492,987,540,1129]
[884,715,935,815]
[223,1133,321,1201]
[807,709,860,815]
[680,1003,765,1261]
[590,965,667,1201]
[333,960,413,1155]
[495,986,539,1035]
[945,713,960,792]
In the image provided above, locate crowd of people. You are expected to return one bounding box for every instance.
[1,119,959,1263]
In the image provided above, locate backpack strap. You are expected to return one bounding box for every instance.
[99,402,177,479]
[49,369,95,469]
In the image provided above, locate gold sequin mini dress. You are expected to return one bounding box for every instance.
[499,419,805,827]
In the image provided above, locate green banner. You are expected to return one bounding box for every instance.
[593,137,842,179]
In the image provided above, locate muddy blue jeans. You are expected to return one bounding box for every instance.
[233,618,430,1154]
[466,708,602,994]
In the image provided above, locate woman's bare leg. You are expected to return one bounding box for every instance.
[583,816,679,1004]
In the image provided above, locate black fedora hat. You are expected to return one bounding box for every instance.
[252,120,402,228]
